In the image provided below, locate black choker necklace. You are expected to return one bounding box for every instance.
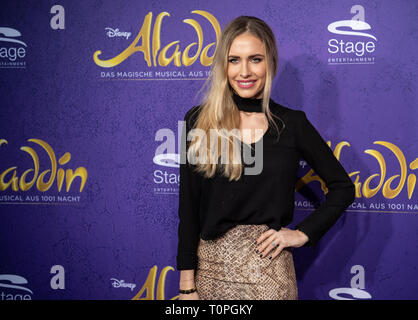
[232,92,263,113]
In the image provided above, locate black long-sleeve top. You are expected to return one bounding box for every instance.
[176,100,355,270]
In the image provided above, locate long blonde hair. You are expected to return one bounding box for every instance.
[188,16,284,181]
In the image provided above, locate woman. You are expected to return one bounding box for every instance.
[177,16,355,300]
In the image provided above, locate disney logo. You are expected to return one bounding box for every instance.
[105,27,131,40]
[110,278,136,291]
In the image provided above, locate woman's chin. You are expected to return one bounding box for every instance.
[233,88,263,99]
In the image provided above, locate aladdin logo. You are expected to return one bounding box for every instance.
[0,139,87,202]
[329,265,372,300]
[132,265,177,300]
[0,274,33,300]
[105,27,132,40]
[110,278,136,291]
[327,5,377,64]
[0,27,27,67]
[296,140,418,202]
[94,10,220,68]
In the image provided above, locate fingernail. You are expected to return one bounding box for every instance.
[269,256,272,260]
[259,254,263,258]
[255,249,259,254]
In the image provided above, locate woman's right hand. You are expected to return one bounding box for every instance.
[179,291,200,300]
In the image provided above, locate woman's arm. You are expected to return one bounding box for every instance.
[177,107,203,300]
[294,110,355,247]
[177,107,203,270]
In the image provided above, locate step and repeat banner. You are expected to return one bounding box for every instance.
[0,1,417,300]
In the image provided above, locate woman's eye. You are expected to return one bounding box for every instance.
[228,58,238,63]
[252,57,262,63]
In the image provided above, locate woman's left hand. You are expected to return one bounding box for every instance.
[256,228,309,260]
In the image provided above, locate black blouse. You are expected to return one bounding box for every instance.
[176,100,355,270]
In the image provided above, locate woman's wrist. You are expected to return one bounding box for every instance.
[296,229,309,244]
[179,287,197,294]
[179,270,195,284]
[179,279,195,290]
[179,282,197,295]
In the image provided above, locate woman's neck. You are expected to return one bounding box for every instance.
[232,92,263,113]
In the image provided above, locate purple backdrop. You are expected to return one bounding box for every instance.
[0,0,417,300]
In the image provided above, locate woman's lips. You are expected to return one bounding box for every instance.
[236,80,256,89]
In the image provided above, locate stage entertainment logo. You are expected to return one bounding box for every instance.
[0,27,27,68]
[95,10,220,80]
[329,265,372,300]
[0,274,33,300]
[327,5,377,65]
[152,122,183,195]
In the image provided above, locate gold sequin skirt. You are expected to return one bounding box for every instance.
[195,224,298,300]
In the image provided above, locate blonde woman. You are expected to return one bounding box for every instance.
[177,16,355,300]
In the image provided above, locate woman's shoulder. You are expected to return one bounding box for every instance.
[183,105,203,130]
[184,105,203,119]
[269,100,307,128]
[270,99,304,118]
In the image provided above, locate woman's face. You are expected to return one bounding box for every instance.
[227,32,267,99]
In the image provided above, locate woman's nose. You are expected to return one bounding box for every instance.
[240,62,251,78]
